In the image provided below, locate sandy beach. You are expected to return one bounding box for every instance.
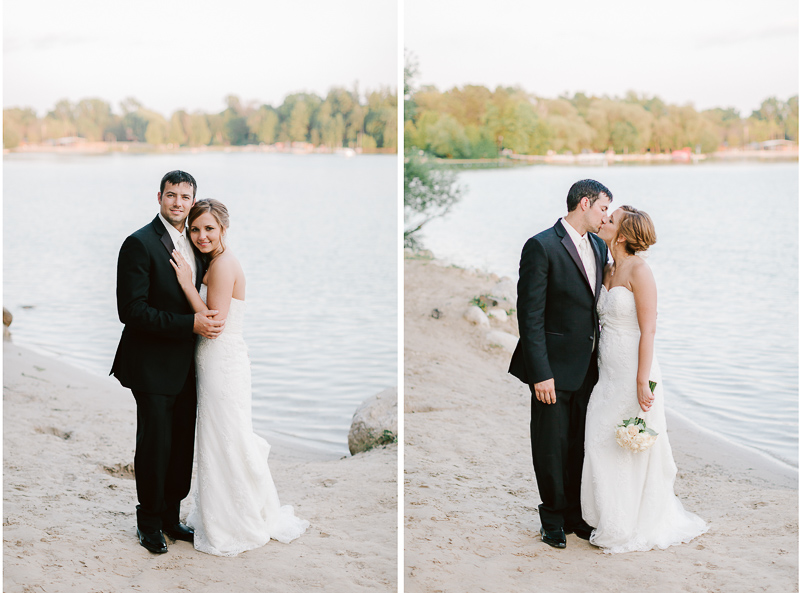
[3,343,397,593]
[404,255,798,593]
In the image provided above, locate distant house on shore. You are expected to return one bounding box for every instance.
[49,136,89,147]
[746,139,797,151]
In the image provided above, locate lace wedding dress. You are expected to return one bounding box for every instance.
[581,285,707,553]
[185,285,309,557]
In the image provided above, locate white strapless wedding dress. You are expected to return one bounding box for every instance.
[581,285,707,553]
[186,285,309,557]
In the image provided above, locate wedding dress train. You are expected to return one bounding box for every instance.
[186,285,309,556]
[581,285,707,553]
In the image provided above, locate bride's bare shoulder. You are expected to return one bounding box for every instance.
[208,251,243,277]
[630,256,655,286]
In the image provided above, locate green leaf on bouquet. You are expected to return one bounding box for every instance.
[645,427,658,436]
[649,380,657,393]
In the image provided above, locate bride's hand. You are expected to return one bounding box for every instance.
[170,249,193,287]
[637,382,654,412]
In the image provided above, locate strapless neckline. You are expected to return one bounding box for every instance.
[602,284,633,295]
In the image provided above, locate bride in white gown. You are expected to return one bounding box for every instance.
[171,199,308,557]
[581,205,706,554]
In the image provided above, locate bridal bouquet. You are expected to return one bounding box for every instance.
[615,381,659,452]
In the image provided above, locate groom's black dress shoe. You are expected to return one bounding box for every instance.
[565,521,594,541]
[540,527,567,549]
[162,523,194,543]
[137,528,168,554]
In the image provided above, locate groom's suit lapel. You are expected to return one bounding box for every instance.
[152,215,176,255]
[194,253,204,291]
[555,220,593,295]
[151,215,204,291]
[589,233,605,306]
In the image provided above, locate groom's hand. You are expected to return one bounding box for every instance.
[534,378,556,404]
[194,310,225,339]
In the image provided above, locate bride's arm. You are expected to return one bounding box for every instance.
[631,263,657,412]
[170,250,209,314]
[204,256,238,321]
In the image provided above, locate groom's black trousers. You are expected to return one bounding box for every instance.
[529,353,598,532]
[132,365,197,532]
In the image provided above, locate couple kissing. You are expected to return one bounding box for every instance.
[509,179,707,553]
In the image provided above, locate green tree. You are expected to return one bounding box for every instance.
[168,111,188,146]
[404,152,464,248]
[224,116,250,145]
[786,96,798,141]
[364,88,397,149]
[3,108,38,148]
[187,113,212,146]
[539,99,592,153]
[143,111,168,145]
[404,49,418,124]
[247,106,279,144]
[207,113,226,145]
[74,98,113,141]
[286,100,310,142]
[346,103,365,146]
[427,113,471,158]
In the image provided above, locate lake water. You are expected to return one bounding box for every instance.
[3,152,398,457]
[420,162,798,468]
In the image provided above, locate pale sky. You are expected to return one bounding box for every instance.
[405,0,798,116]
[4,0,398,116]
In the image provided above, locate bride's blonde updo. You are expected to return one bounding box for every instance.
[615,205,657,255]
[187,199,230,256]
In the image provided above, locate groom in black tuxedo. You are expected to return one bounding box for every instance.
[111,170,224,554]
[509,179,612,549]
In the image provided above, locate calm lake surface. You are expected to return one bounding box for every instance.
[4,152,397,457]
[421,162,798,468]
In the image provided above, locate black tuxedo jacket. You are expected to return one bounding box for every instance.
[110,216,204,394]
[508,219,608,392]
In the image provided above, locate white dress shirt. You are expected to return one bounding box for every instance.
[159,213,197,287]
[560,217,596,295]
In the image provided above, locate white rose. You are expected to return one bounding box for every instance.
[626,424,640,437]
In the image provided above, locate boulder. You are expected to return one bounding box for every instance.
[487,307,507,322]
[348,387,398,455]
[464,306,490,327]
[486,330,519,352]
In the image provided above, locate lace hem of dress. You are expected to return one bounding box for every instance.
[591,519,709,554]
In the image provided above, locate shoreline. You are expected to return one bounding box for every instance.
[418,151,799,169]
[3,143,397,156]
[404,255,797,592]
[3,342,397,592]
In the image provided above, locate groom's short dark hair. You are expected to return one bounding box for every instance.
[566,179,612,211]
[160,170,197,198]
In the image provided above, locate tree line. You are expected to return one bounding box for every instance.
[404,70,798,159]
[3,88,398,152]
